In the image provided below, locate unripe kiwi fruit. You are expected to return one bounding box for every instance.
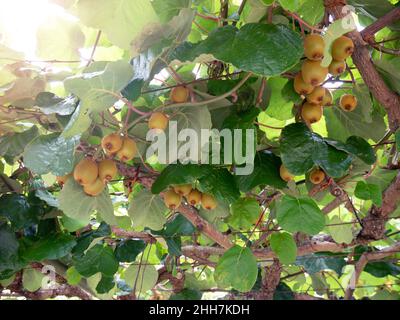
[148,112,169,131]
[301,102,323,124]
[164,189,182,209]
[101,133,123,154]
[201,193,217,210]
[187,190,202,206]
[340,94,358,112]
[331,36,354,61]
[98,159,118,182]
[322,89,333,106]
[304,34,325,61]
[329,60,346,76]
[83,178,105,197]
[116,137,137,162]
[306,86,326,104]
[309,169,326,185]
[170,86,189,103]
[73,158,99,186]
[173,184,192,196]
[301,60,329,86]
[280,164,295,182]
[294,72,315,96]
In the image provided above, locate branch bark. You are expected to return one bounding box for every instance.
[361,7,400,40]
[325,1,400,131]
[344,241,400,300]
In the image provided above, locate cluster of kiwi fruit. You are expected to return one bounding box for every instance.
[164,184,218,211]
[280,164,326,185]
[294,34,357,124]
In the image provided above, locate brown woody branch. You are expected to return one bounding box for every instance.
[325,1,400,131]
[361,7,400,40]
[344,241,400,300]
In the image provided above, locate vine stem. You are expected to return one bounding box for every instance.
[159,72,253,111]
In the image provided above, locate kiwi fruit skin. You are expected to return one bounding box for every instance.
[148,112,169,131]
[280,164,295,182]
[116,138,138,162]
[101,133,123,154]
[322,89,333,106]
[56,174,71,186]
[73,158,99,186]
[340,94,358,112]
[294,72,315,96]
[164,189,182,209]
[301,102,323,124]
[83,178,105,197]
[301,60,329,86]
[309,169,326,185]
[331,36,354,61]
[201,193,217,210]
[98,159,118,182]
[187,190,202,206]
[329,60,346,76]
[170,86,190,103]
[304,34,325,61]
[173,184,192,196]
[306,86,326,105]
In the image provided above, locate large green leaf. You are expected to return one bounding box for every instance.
[35,92,76,116]
[124,264,158,295]
[73,0,160,50]
[326,215,353,245]
[58,179,116,225]
[0,126,39,162]
[128,189,167,231]
[152,164,240,204]
[270,232,297,264]
[280,123,352,177]
[22,268,44,292]
[23,133,79,176]
[265,77,295,120]
[235,151,286,192]
[21,234,76,262]
[171,23,303,76]
[75,244,119,277]
[277,195,325,235]
[228,197,260,230]
[114,240,146,263]
[214,245,258,293]
[355,181,382,206]
[0,194,37,230]
[296,253,346,276]
[0,224,20,273]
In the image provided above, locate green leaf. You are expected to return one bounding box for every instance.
[0,224,20,273]
[114,240,146,263]
[327,215,353,245]
[124,264,158,295]
[22,268,44,292]
[0,126,39,162]
[73,0,160,50]
[274,282,295,300]
[228,197,260,230]
[270,232,297,264]
[36,16,84,60]
[21,234,76,262]
[66,266,82,286]
[295,253,346,275]
[35,92,76,116]
[325,136,376,165]
[365,261,400,278]
[355,181,382,206]
[163,214,195,237]
[58,179,116,225]
[61,103,92,138]
[96,274,115,294]
[75,244,119,277]
[0,194,37,230]
[215,245,258,293]
[152,164,240,204]
[64,61,134,114]
[277,195,325,235]
[128,189,167,231]
[280,123,352,177]
[171,23,303,76]
[265,77,295,120]
[152,0,190,23]
[170,288,203,300]
[235,151,287,192]
[23,133,80,176]
[396,129,400,152]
